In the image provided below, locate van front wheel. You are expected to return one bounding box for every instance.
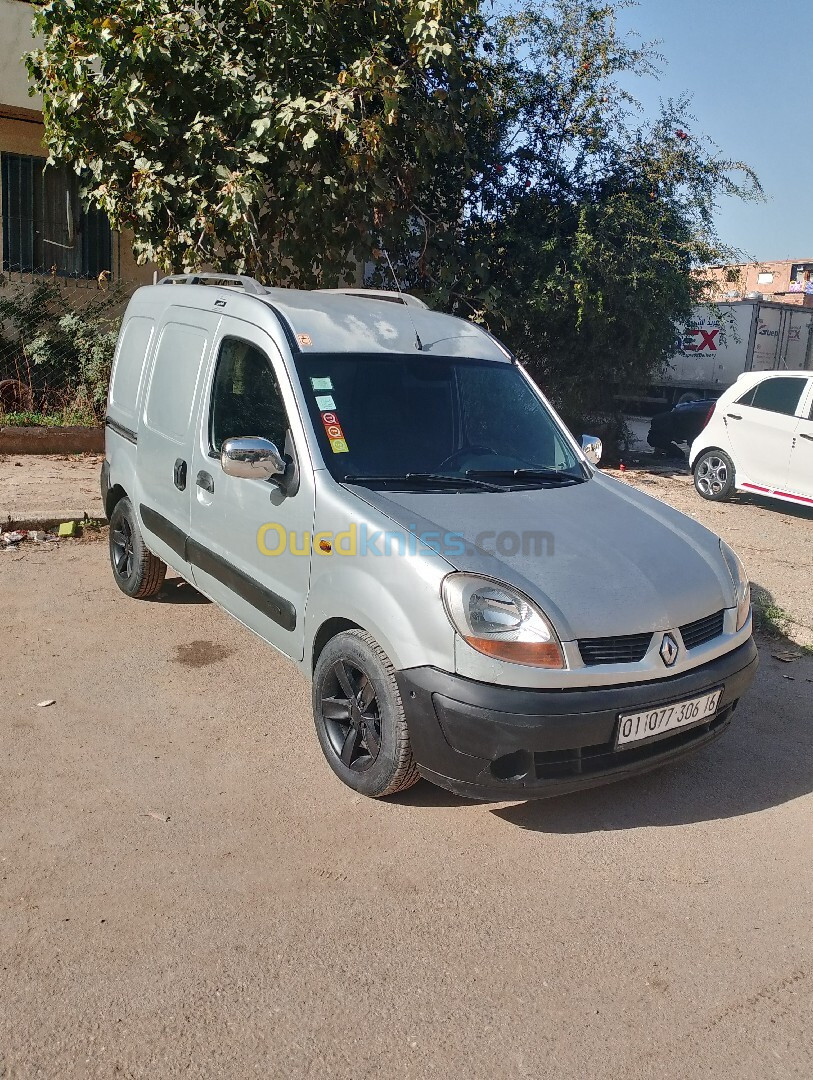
[313,630,420,798]
[108,497,167,598]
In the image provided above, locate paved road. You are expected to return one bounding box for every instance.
[1,539,812,1079]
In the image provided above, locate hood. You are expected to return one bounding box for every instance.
[348,473,735,641]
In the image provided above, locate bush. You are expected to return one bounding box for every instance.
[0,280,126,423]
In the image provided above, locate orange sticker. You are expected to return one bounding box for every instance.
[297,333,313,346]
[321,413,344,439]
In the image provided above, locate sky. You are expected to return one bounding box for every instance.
[614,0,813,262]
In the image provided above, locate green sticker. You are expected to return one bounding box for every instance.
[310,377,333,391]
[315,394,336,410]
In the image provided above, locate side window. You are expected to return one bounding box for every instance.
[145,322,208,440]
[210,338,288,453]
[739,377,806,417]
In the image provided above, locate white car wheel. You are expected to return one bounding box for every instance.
[694,450,735,501]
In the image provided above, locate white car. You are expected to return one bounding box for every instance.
[690,370,813,507]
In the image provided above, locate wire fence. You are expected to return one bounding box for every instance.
[0,272,140,425]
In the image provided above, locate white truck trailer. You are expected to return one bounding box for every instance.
[656,299,813,404]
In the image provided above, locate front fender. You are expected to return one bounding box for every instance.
[303,555,456,675]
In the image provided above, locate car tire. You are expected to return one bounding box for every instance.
[108,497,167,598]
[313,629,420,798]
[693,449,735,501]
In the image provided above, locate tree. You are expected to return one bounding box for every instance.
[29,1,761,420]
[386,1,763,419]
[28,0,486,283]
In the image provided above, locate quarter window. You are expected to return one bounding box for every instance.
[210,338,288,453]
[737,377,806,416]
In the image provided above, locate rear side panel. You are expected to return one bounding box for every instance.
[134,309,221,572]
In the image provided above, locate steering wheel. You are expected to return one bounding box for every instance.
[437,446,499,471]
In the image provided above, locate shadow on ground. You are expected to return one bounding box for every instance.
[152,575,211,604]
[396,597,812,832]
[734,493,813,521]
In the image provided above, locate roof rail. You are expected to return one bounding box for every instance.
[159,273,267,296]
[316,287,428,309]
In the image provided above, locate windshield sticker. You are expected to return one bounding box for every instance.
[321,413,345,440]
[321,412,348,452]
[315,394,336,411]
[310,377,333,391]
[297,333,313,347]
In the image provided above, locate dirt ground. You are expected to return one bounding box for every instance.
[0,454,105,525]
[1,473,812,1079]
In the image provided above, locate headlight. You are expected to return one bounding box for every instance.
[441,573,564,668]
[720,540,750,631]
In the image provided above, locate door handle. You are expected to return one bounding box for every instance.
[196,470,215,494]
[726,413,742,420]
[800,433,813,442]
[173,458,187,490]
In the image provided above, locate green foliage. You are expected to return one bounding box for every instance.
[27,0,763,420]
[28,0,486,284]
[0,407,98,427]
[0,282,123,420]
[382,1,763,418]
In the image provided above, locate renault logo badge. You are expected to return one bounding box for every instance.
[660,633,679,667]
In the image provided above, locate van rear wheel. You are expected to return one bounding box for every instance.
[313,630,420,798]
[108,497,167,598]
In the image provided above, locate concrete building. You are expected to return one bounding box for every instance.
[703,258,813,307]
[0,0,152,284]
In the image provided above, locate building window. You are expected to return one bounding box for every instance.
[1,153,111,278]
[757,272,774,285]
[790,262,813,283]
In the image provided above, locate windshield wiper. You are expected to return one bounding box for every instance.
[466,467,585,485]
[342,472,506,492]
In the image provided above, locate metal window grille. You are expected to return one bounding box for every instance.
[1,153,112,278]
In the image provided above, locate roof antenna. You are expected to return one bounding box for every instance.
[381,247,424,351]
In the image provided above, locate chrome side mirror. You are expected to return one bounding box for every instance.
[221,436,286,480]
[581,434,602,465]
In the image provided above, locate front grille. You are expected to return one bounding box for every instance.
[680,609,725,650]
[531,706,733,780]
[578,632,653,666]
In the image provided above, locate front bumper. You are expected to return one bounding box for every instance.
[396,637,758,800]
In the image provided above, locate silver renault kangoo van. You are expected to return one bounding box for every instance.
[102,275,757,800]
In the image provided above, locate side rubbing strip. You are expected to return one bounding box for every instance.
[105,416,138,444]
[139,504,188,560]
[137,506,296,632]
[186,538,297,632]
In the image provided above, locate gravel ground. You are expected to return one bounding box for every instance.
[1,479,812,1079]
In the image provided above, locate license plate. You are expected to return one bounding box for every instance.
[616,688,722,747]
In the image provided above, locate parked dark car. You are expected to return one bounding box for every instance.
[648,398,717,457]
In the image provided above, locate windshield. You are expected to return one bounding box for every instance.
[293,352,586,490]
